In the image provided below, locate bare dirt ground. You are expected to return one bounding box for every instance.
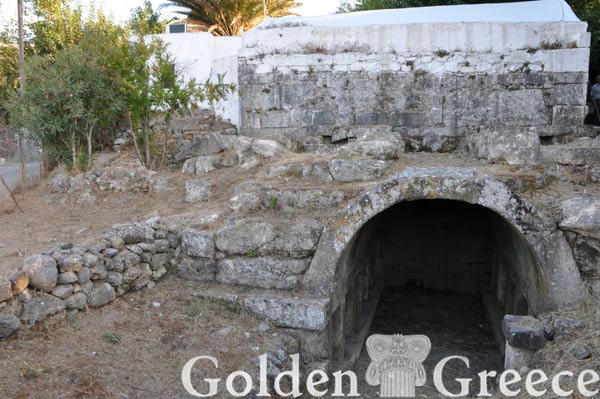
[0,276,298,399]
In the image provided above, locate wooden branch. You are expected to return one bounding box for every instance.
[0,173,23,212]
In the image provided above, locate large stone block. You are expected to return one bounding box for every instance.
[174,133,230,162]
[560,195,600,239]
[502,315,545,350]
[265,219,323,258]
[179,230,215,258]
[552,105,585,126]
[565,233,600,278]
[176,257,216,282]
[263,188,345,211]
[108,222,155,245]
[242,294,329,331]
[216,221,276,255]
[551,84,587,106]
[556,147,600,166]
[329,159,389,182]
[216,257,309,290]
[465,127,541,165]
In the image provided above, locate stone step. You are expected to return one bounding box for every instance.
[231,185,351,212]
[267,158,390,183]
[190,282,330,331]
[542,137,600,166]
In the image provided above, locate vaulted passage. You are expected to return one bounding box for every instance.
[331,199,544,373]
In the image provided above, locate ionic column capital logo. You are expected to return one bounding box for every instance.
[365,334,432,398]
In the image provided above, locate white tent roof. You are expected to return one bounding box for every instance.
[260,0,580,29]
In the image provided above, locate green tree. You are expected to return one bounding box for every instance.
[0,33,20,122]
[164,0,300,36]
[121,38,235,168]
[6,44,122,169]
[28,0,85,56]
[128,0,167,35]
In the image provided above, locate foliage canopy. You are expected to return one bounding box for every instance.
[2,0,235,170]
[164,0,300,36]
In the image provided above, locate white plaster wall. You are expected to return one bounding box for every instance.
[211,55,240,127]
[148,33,242,126]
[242,22,590,61]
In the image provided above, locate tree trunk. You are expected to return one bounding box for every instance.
[71,130,77,169]
[144,115,151,169]
[126,110,145,168]
[86,125,94,171]
[17,0,26,187]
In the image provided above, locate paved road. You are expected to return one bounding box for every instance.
[0,162,41,202]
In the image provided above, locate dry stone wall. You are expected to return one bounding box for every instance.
[239,21,590,165]
[0,219,177,339]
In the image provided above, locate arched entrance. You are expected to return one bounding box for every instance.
[300,167,587,367]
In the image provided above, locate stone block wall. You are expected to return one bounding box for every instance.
[238,21,590,165]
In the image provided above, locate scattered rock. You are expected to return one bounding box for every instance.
[185,179,212,203]
[49,167,72,193]
[251,139,285,158]
[216,326,233,336]
[573,345,592,360]
[258,322,270,333]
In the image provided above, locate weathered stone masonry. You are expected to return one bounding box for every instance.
[239,21,590,165]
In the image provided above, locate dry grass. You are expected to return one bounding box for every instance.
[0,276,288,399]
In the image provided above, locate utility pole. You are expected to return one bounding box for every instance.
[17,0,26,187]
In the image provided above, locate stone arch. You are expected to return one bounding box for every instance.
[301,167,587,359]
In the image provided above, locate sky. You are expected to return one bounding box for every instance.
[0,0,340,26]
